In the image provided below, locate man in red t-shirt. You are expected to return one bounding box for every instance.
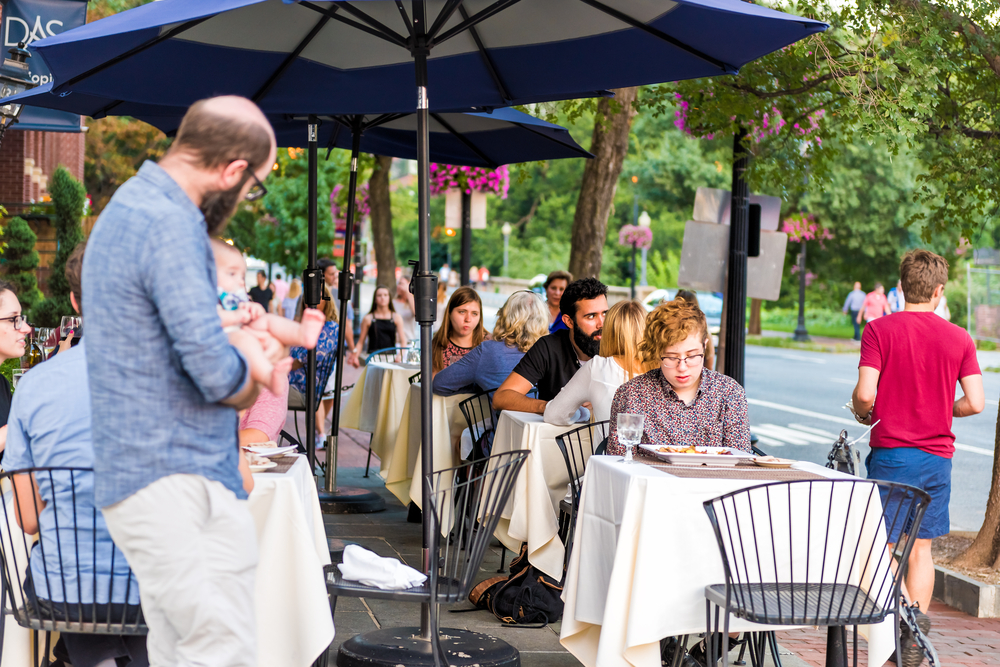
[856,281,891,327]
[852,250,984,666]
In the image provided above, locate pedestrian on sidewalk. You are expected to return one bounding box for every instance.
[842,281,866,341]
[857,282,891,330]
[888,280,906,313]
[852,249,985,667]
[84,96,283,667]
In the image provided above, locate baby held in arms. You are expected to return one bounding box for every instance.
[211,239,324,393]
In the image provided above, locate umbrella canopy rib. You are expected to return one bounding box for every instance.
[507,119,592,158]
[426,0,465,42]
[299,1,408,48]
[431,0,524,46]
[430,112,499,168]
[332,2,411,46]
[394,0,414,34]
[576,0,734,73]
[253,12,334,103]
[61,16,210,89]
[458,5,512,104]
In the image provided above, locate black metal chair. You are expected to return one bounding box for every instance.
[458,389,497,462]
[326,450,529,665]
[408,371,421,385]
[554,420,609,577]
[364,347,409,364]
[703,479,934,667]
[0,467,146,667]
[288,350,337,447]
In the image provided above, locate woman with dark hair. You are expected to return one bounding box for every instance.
[349,285,408,367]
[0,278,31,456]
[431,286,487,375]
[544,270,572,330]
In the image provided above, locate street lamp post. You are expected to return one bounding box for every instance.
[792,239,810,341]
[0,43,35,150]
[638,210,651,286]
[501,222,512,277]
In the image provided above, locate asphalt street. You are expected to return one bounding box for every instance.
[745,345,1000,532]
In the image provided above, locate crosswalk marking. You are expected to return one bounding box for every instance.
[752,424,813,446]
[753,434,785,448]
[787,423,843,440]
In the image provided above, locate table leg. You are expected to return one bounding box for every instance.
[825,626,847,667]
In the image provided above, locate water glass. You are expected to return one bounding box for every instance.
[617,413,645,464]
[11,368,25,389]
[405,341,420,364]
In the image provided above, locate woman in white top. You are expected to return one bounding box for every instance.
[544,299,650,425]
[394,277,417,340]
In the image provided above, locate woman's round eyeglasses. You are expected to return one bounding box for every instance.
[0,315,29,329]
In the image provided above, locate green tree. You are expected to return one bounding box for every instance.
[32,167,86,326]
[2,218,42,311]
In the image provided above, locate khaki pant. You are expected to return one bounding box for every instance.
[103,474,258,667]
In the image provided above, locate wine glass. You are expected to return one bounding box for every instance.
[38,328,56,360]
[617,413,645,464]
[60,316,82,341]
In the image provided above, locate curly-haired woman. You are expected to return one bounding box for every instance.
[607,299,750,456]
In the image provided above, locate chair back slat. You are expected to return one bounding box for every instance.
[703,479,930,626]
[458,389,498,456]
[424,451,529,605]
[0,467,147,635]
[365,347,409,365]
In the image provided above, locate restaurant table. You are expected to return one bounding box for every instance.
[339,360,420,465]
[376,382,471,508]
[487,410,581,580]
[559,456,895,667]
[249,454,334,667]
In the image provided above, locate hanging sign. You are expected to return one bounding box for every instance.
[444,188,487,230]
[3,0,87,132]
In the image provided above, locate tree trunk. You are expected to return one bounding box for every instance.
[749,299,762,335]
[568,87,639,279]
[953,407,1000,568]
[369,155,396,289]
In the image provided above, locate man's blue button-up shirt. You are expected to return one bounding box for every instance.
[83,161,250,508]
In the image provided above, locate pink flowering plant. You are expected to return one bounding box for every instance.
[618,225,653,250]
[330,183,371,224]
[429,164,510,198]
[781,212,833,247]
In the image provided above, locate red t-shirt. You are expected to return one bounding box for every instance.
[862,292,889,321]
[859,312,980,458]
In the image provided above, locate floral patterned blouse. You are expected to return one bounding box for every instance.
[435,334,492,372]
[607,368,751,456]
[289,320,339,395]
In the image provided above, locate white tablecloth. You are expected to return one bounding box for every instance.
[377,383,471,508]
[0,490,32,667]
[249,455,334,667]
[559,456,895,667]
[488,411,579,580]
[339,362,420,463]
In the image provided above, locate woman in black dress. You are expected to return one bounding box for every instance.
[0,279,32,457]
[349,286,409,366]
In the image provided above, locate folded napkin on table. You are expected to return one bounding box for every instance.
[337,545,427,590]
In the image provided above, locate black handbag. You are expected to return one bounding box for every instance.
[468,545,564,627]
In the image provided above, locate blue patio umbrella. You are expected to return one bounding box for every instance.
[21,2,827,663]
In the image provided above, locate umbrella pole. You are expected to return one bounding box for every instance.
[723,127,750,386]
[414,34,436,644]
[317,119,385,514]
[305,117,320,471]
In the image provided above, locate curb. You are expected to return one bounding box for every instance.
[933,564,1000,618]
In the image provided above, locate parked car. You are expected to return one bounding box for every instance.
[642,288,723,334]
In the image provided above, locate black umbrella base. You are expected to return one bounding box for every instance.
[338,627,519,667]
[318,487,385,514]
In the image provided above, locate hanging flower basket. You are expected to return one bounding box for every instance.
[429,164,509,198]
[618,225,653,250]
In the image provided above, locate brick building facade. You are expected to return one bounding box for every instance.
[0,127,87,292]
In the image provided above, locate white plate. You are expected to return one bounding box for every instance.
[639,445,753,466]
[753,457,796,469]
[250,460,277,472]
[246,445,298,457]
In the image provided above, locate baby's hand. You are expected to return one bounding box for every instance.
[219,308,250,328]
[238,301,267,322]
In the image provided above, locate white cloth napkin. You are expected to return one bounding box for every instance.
[337,545,427,590]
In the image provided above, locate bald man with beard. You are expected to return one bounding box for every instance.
[82,96,282,667]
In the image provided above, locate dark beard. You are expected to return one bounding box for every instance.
[573,324,601,358]
[200,180,246,236]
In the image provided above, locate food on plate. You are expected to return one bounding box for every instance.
[656,446,732,455]
[243,450,271,467]
[756,455,782,463]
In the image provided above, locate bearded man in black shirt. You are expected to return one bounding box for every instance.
[493,277,608,413]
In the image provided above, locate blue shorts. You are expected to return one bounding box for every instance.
[865,447,951,540]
